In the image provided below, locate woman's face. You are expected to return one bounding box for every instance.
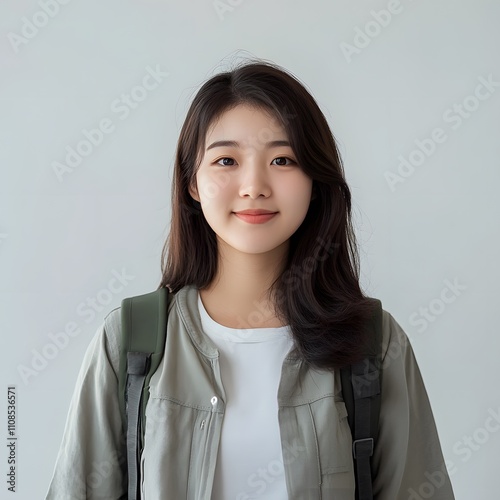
[189,103,313,256]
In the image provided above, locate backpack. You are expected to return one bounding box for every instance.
[118,287,383,500]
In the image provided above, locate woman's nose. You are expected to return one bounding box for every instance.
[238,161,272,198]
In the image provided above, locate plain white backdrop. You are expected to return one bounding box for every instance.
[1,0,499,498]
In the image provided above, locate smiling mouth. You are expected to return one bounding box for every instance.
[233,212,278,224]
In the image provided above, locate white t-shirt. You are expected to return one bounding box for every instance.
[197,291,295,500]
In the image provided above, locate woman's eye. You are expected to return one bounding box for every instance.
[215,157,236,166]
[272,157,295,166]
[214,156,295,167]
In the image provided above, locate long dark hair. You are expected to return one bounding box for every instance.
[158,58,377,371]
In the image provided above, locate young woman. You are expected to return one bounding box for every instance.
[46,59,455,499]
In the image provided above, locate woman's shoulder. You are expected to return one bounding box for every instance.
[102,306,122,376]
[379,307,414,365]
[99,288,180,377]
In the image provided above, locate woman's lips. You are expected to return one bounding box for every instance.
[233,212,278,224]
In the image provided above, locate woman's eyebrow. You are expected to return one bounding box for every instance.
[206,139,291,151]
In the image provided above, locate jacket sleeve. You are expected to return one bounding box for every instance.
[372,310,455,500]
[45,309,127,500]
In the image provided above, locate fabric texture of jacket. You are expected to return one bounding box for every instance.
[45,284,456,499]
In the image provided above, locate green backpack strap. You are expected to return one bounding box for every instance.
[340,298,383,500]
[118,287,170,500]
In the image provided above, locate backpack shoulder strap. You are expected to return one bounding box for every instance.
[118,287,170,500]
[340,298,383,500]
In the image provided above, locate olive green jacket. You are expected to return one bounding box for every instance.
[45,284,455,499]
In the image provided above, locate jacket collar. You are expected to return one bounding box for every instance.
[175,284,219,359]
[175,284,301,363]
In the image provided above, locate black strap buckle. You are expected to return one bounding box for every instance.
[352,438,374,458]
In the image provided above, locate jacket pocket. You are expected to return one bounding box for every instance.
[309,396,353,475]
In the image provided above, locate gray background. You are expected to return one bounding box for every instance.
[1,0,499,498]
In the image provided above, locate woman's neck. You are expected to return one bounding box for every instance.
[198,240,288,329]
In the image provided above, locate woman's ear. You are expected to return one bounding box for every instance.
[188,180,200,202]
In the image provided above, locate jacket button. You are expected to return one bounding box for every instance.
[211,396,218,406]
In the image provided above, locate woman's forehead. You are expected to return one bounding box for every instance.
[204,105,287,147]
